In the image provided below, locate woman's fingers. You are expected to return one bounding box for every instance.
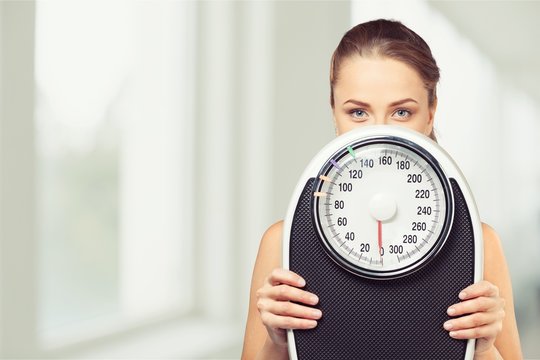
[457,280,499,300]
[447,295,502,316]
[265,284,319,304]
[258,297,322,319]
[443,280,506,355]
[258,268,318,305]
[447,322,503,340]
[256,268,322,334]
[447,281,504,317]
[260,311,318,330]
[444,310,504,332]
[266,268,306,287]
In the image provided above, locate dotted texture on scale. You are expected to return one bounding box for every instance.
[288,178,475,360]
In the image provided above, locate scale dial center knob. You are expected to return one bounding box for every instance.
[369,193,397,222]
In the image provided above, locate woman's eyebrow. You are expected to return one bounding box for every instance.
[343,99,370,107]
[389,98,418,106]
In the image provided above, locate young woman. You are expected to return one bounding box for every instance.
[242,19,522,360]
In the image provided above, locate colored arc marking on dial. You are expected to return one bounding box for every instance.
[347,146,356,159]
[330,159,341,170]
[319,175,332,182]
[313,175,334,197]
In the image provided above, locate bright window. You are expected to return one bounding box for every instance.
[35,0,194,344]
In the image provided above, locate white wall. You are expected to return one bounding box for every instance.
[0,2,38,358]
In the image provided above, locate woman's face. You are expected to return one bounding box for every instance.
[332,56,436,136]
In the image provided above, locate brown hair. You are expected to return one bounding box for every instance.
[330,19,440,138]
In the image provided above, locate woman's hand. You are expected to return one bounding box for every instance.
[444,280,505,356]
[255,268,322,348]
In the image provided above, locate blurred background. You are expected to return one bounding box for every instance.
[0,0,539,358]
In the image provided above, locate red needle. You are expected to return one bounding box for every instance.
[378,220,383,262]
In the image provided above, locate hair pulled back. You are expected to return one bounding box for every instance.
[330,19,440,109]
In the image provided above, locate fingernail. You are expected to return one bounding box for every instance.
[449,331,458,337]
[443,321,453,330]
[308,320,317,328]
[459,291,467,300]
[312,309,322,318]
[298,278,306,287]
[310,295,319,304]
[447,307,456,315]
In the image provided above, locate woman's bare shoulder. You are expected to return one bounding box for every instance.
[481,222,504,262]
[256,220,284,270]
[481,222,506,278]
[482,222,499,243]
[263,220,284,243]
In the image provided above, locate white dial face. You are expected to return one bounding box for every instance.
[313,139,452,278]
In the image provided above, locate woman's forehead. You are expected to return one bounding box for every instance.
[334,56,428,105]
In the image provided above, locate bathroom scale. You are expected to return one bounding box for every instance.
[283,125,483,359]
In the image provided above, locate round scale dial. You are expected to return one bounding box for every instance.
[313,137,454,279]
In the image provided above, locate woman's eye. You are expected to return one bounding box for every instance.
[393,109,412,119]
[350,109,368,120]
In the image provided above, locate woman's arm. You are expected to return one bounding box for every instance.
[483,223,522,359]
[444,223,522,359]
[241,221,321,360]
[241,221,284,359]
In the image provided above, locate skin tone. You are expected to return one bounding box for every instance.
[242,55,522,360]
